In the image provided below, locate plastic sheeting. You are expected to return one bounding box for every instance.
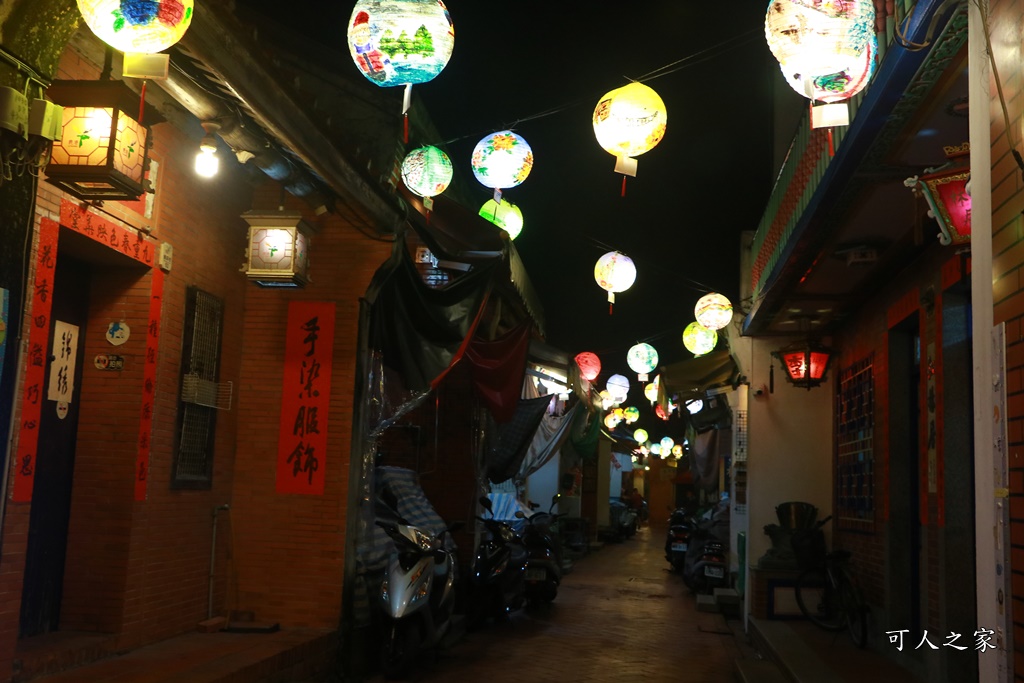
[464,319,532,423]
[485,395,552,484]
[514,401,582,486]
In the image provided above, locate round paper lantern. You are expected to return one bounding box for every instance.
[627,342,659,381]
[686,399,704,415]
[593,82,667,173]
[77,0,194,53]
[672,444,683,458]
[694,293,733,331]
[400,145,452,198]
[624,406,640,423]
[606,374,630,402]
[683,321,717,356]
[660,436,675,453]
[575,351,602,381]
[479,199,523,240]
[604,413,621,430]
[655,403,669,420]
[594,251,636,306]
[644,382,659,403]
[650,443,661,456]
[347,0,455,88]
[471,130,533,189]
[765,0,876,103]
[599,390,615,410]
[633,428,648,444]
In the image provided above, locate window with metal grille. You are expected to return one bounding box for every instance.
[172,287,224,488]
[836,354,874,531]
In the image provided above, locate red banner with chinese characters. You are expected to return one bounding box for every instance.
[60,198,156,267]
[13,218,59,502]
[276,301,335,495]
[135,268,163,501]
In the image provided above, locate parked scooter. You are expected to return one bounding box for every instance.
[516,494,564,603]
[665,508,694,573]
[682,522,728,593]
[375,516,461,679]
[469,496,527,626]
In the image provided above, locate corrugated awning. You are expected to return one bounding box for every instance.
[657,349,739,406]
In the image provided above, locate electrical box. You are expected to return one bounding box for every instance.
[158,242,173,272]
[0,86,28,139]
[29,99,63,141]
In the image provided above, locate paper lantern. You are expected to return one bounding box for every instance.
[575,351,602,381]
[241,210,314,288]
[765,0,876,103]
[471,130,533,190]
[626,342,659,382]
[400,145,452,198]
[479,199,523,240]
[650,443,662,456]
[624,406,640,423]
[606,374,630,402]
[593,82,666,179]
[633,428,648,444]
[655,403,669,420]
[604,413,621,430]
[694,293,733,331]
[686,399,704,415]
[644,382,658,403]
[594,251,636,309]
[77,0,193,54]
[613,408,625,421]
[672,445,683,458]
[683,322,717,356]
[599,390,615,410]
[660,437,675,453]
[347,0,454,88]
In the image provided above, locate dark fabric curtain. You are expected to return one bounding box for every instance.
[485,395,552,484]
[464,319,532,423]
[365,236,496,433]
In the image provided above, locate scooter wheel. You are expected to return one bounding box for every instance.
[380,622,420,679]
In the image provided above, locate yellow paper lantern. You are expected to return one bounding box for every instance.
[77,0,194,54]
[694,293,733,331]
[683,322,717,356]
[593,82,667,179]
[633,428,648,444]
[479,199,524,240]
[604,413,621,430]
[765,0,876,103]
[644,382,658,403]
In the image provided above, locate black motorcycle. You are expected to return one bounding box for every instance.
[682,523,728,593]
[516,494,564,603]
[665,507,694,573]
[469,496,527,626]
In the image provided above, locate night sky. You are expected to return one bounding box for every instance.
[237,0,784,439]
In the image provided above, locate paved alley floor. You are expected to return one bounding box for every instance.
[363,525,747,683]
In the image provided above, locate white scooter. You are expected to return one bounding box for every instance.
[376,517,460,679]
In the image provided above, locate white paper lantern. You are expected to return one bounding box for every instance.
[347,0,455,88]
[77,0,194,53]
[471,130,533,190]
[694,293,733,331]
[606,374,630,402]
[594,251,636,305]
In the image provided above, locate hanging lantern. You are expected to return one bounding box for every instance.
[773,339,833,390]
[241,210,315,288]
[401,145,452,198]
[347,0,454,88]
[683,321,717,357]
[612,407,625,421]
[660,436,675,453]
[599,390,615,410]
[575,351,602,381]
[623,406,640,423]
[644,382,658,403]
[904,143,971,246]
[479,198,524,240]
[606,374,630,402]
[694,293,733,331]
[671,444,683,458]
[650,443,661,456]
[633,428,648,444]
[626,342,659,382]
[594,251,636,313]
[45,79,157,201]
[77,0,194,54]
[655,403,669,421]
[471,130,533,194]
[765,0,876,105]
[686,399,704,415]
[604,413,621,430]
[592,82,666,192]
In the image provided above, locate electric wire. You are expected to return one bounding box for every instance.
[973,0,1024,183]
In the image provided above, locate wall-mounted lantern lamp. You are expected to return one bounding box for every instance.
[194,121,220,178]
[44,79,158,201]
[772,339,832,390]
[241,209,315,288]
[904,143,970,246]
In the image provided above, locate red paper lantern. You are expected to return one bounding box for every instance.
[575,351,601,381]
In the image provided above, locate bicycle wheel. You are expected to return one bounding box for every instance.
[794,568,846,631]
[840,574,868,648]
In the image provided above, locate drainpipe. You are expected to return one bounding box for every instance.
[209,503,230,620]
[968,2,1005,681]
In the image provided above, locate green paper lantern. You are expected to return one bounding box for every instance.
[401,145,452,198]
[633,428,648,444]
[683,321,717,356]
[479,199,523,240]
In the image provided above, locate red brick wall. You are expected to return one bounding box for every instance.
[991,2,1024,678]
[229,186,393,628]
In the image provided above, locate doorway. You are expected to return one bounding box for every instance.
[19,256,91,637]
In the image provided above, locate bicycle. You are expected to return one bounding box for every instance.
[791,515,869,648]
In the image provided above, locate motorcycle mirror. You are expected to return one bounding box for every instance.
[479,496,493,513]
[549,493,561,513]
[514,510,526,519]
